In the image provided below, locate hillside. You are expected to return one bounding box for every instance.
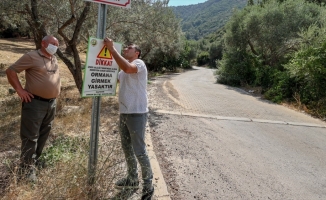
[172,0,247,40]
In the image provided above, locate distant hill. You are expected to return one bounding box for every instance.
[172,0,247,40]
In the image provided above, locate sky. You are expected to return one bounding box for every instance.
[168,0,208,7]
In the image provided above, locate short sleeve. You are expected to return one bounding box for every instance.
[10,53,33,73]
[133,59,146,73]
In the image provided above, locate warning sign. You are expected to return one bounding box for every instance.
[97,46,112,59]
[81,37,122,97]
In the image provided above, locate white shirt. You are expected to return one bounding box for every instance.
[118,59,148,114]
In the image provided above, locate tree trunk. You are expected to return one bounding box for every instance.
[56,49,83,94]
[28,0,47,49]
[56,2,91,94]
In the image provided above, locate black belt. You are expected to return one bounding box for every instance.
[33,94,56,102]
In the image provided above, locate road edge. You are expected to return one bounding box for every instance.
[146,122,171,200]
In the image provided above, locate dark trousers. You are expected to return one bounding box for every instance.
[119,113,153,188]
[20,98,56,168]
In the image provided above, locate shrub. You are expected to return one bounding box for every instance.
[197,51,210,66]
[285,41,326,104]
[216,50,256,86]
[264,71,295,103]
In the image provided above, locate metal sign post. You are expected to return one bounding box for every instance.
[88,3,107,185]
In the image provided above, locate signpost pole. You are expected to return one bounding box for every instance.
[87,3,107,185]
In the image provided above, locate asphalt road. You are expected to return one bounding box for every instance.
[147,66,326,200]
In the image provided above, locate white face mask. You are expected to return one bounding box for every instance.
[45,44,58,55]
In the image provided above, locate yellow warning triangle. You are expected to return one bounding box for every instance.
[97,46,112,59]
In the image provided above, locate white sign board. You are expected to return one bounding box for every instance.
[82,37,122,97]
[85,0,131,8]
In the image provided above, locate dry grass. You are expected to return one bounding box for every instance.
[0,38,129,199]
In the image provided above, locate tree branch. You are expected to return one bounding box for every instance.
[247,39,258,56]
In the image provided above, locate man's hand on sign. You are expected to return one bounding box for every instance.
[103,37,138,74]
[103,37,115,52]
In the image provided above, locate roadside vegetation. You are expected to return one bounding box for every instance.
[173,0,326,120]
[216,0,326,119]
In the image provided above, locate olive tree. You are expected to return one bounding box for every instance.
[218,0,324,86]
[0,1,31,37]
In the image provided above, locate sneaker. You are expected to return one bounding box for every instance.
[114,178,139,189]
[141,186,154,200]
[35,160,46,169]
[17,167,37,182]
[26,168,37,183]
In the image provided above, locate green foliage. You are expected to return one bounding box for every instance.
[147,37,194,71]
[208,42,223,68]
[264,71,295,103]
[197,51,210,66]
[247,0,255,5]
[0,0,30,38]
[285,41,326,103]
[217,50,256,86]
[264,5,326,111]
[223,9,248,51]
[245,0,321,67]
[180,39,197,67]
[306,0,326,5]
[200,27,226,67]
[40,136,88,166]
[253,65,275,87]
[219,0,325,84]
[218,0,326,117]
[198,39,209,51]
[148,49,179,72]
[0,25,29,38]
[172,0,247,40]
[171,0,247,66]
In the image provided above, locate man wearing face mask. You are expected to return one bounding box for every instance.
[6,35,61,182]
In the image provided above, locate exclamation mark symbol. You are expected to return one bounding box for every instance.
[104,47,107,57]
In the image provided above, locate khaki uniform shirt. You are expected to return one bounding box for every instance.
[10,50,61,99]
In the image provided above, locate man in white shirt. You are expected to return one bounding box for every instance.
[104,38,154,200]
